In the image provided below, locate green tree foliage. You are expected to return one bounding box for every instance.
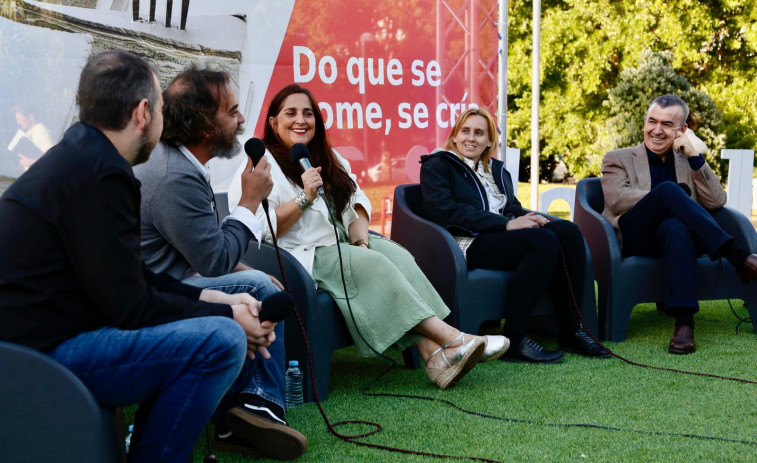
[505,0,757,180]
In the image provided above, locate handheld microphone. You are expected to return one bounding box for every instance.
[243,137,269,212]
[258,291,294,323]
[290,143,325,195]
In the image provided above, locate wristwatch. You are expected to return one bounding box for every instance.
[351,238,369,248]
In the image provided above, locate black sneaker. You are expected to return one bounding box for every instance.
[224,405,308,460]
[213,422,264,458]
[559,329,611,358]
[501,337,565,363]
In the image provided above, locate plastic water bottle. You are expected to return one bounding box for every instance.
[285,360,303,408]
[125,424,134,453]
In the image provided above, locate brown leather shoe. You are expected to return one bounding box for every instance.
[668,325,695,354]
[737,254,757,281]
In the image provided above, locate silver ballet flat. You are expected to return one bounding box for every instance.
[425,333,484,389]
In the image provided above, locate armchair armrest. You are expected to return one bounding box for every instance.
[710,206,757,253]
[241,241,319,318]
[392,185,468,310]
[573,180,625,302]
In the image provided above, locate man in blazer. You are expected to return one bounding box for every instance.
[601,94,757,354]
[134,66,307,460]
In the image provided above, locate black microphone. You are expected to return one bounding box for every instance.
[243,137,269,212]
[258,291,294,323]
[290,143,325,195]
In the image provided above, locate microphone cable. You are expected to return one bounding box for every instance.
[330,243,757,451]
[315,233,757,451]
[718,260,753,334]
[249,143,490,458]
[203,427,218,463]
[259,191,757,461]
[558,246,757,385]
[263,193,501,462]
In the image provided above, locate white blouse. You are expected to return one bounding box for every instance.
[227,148,372,277]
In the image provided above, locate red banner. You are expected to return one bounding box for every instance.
[257,0,499,189]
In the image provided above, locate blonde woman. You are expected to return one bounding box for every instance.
[420,108,609,363]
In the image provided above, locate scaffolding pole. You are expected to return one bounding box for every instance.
[497,0,508,164]
[530,0,541,210]
[436,0,499,148]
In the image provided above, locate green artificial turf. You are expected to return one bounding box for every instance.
[128,299,756,462]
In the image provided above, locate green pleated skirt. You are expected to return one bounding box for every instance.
[312,235,451,357]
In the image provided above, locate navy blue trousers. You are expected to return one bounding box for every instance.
[618,182,732,314]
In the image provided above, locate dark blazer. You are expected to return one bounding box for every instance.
[420,150,526,235]
[0,123,230,351]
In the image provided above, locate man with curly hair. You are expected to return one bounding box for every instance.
[134,66,307,460]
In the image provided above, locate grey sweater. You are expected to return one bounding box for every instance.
[134,142,253,280]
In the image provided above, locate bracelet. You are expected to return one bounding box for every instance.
[294,191,313,211]
[352,238,369,248]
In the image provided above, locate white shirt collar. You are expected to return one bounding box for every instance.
[459,155,489,173]
[177,144,211,183]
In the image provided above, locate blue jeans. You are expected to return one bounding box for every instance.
[47,317,246,463]
[183,270,286,412]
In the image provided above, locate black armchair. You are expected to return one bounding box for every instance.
[0,341,125,462]
[239,238,353,402]
[391,184,599,337]
[216,193,418,402]
[573,177,757,341]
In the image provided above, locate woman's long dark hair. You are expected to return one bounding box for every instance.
[263,84,356,215]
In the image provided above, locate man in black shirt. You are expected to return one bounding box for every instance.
[0,50,279,463]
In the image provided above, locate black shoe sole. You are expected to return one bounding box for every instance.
[559,345,612,358]
[668,346,696,355]
[225,407,308,460]
[213,437,264,458]
[500,352,565,364]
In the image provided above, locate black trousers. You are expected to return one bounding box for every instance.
[618,182,732,315]
[465,219,585,339]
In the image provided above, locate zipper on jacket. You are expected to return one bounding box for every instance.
[496,163,508,214]
[439,152,488,211]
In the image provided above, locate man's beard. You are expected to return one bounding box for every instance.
[210,125,244,160]
[133,135,154,166]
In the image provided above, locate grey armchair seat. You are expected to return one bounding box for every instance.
[216,193,418,403]
[0,340,125,463]
[391,184,599,337]
[573,177,757,341]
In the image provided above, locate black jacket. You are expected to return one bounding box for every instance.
[0,123,231,351]
[420,150,526,235]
